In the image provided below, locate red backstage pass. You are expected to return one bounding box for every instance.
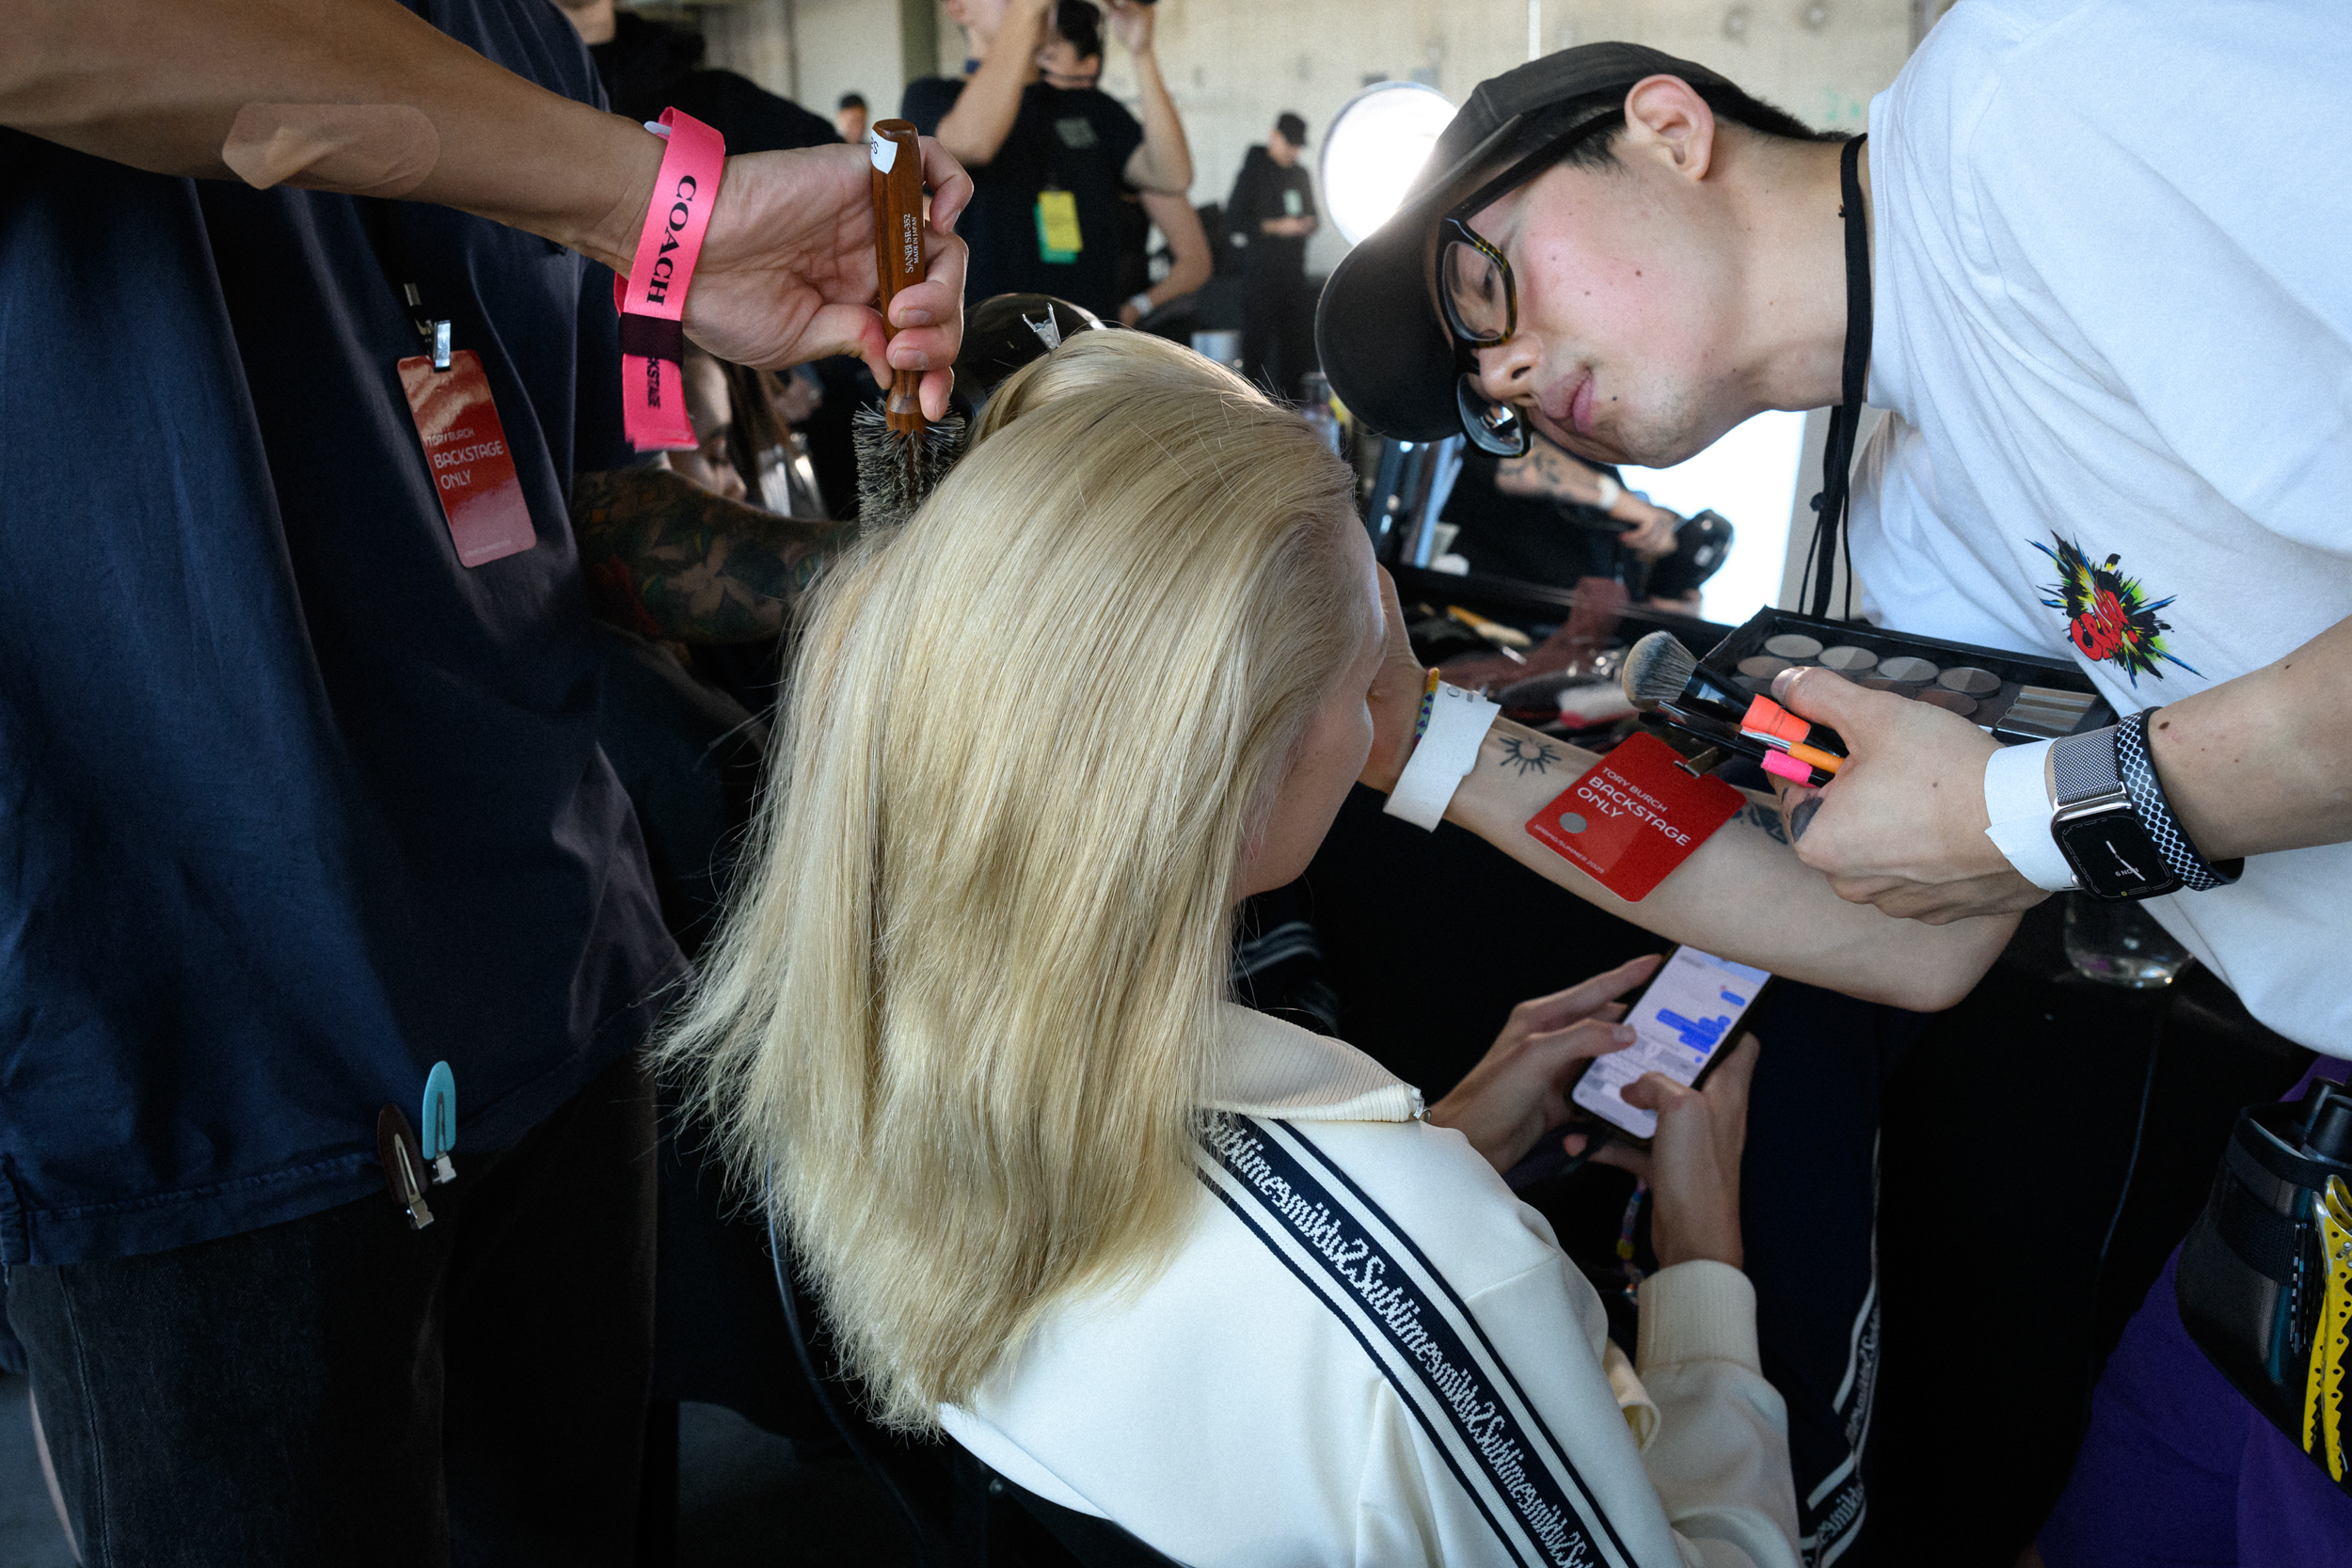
[398,350,538,568]
[1524,731,1743,901]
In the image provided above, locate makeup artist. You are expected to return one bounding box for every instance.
[1316,10,2351,1559]
[0,2,965,1559]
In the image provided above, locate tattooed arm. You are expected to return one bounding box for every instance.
[570,467,842,644]
[1357,572,2012,1009]
[1430,718,2015,1010]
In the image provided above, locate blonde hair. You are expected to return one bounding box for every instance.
[662,332,1363,1429]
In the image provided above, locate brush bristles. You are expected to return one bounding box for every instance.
[852,404,967,532]
[1620,630,1697,709]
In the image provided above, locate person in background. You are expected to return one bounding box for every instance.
[555,0,838,153]
[1442,424,1692,605]
[1119,189,1214,325]
[905,0,1192,319]
[1224,110,1319,398]
[835,91,868,145]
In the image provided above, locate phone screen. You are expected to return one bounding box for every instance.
[1570,946,1771,1140]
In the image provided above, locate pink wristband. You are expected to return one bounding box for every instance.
[612,108,725,451]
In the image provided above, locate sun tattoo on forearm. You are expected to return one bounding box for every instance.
[1497,735,1562,777]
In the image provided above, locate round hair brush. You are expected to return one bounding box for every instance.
[852,119,964,530]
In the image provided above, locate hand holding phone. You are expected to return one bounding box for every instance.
[1570,946,1772,1142]
[1619,1032,1757,1269]
[1425,956,1662,1175]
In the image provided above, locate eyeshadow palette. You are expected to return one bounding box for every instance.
[1702,608,2114,745]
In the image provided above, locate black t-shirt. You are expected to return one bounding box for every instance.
[590,11,838,153]
[901,76,1145,316]
[1442,449,1635,587]
[1225,146,1318,278]
[0,0,678,1265]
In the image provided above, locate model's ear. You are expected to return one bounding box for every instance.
[1618,74,1720,182]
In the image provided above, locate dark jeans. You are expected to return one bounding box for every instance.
[4,1049,657,1567]
[1734,982,1916,1567]
[1240,262,1312,402]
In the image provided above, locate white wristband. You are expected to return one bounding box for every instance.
[1593,472,1623,512]
[1126,292,1154,319]
[1385,684,1501,831]
[1982,738,2078,892]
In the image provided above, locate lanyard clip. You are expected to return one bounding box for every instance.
[400,282,452,372]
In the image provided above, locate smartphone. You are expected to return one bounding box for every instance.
[1570,946,1772,1143]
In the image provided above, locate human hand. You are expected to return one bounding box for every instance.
[1614,1033,1757,1269]
[1428,957,1663,1173]
[1615,498,1682,560]
[680,139,972,422]
[1119,299,1144,326]
[1359,566,1427,793]
[1766,665,2050,923]
[1105,0,1156,55]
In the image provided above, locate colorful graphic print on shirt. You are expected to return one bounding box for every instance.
[2031,533,2200,685]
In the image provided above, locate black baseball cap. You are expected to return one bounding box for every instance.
[1275,112,1309,147]
[1315,43,1735,442]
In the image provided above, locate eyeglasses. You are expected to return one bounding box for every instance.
[1438,107,1623,454]
[1437,108,1622,348]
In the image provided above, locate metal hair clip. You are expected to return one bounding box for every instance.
[1022,309,1064,354]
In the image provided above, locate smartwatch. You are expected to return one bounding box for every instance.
[2048,725,2181,900]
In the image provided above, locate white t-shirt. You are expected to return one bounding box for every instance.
[1851,0,2352,1053]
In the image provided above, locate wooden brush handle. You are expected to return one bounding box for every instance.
[866,119,929,437]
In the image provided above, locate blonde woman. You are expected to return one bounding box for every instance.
[664,331,2012,1566]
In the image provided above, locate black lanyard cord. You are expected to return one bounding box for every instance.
[1801,134,1872,620]
[359,197,451,370]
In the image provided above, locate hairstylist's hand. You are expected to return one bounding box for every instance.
[1613,1033,1758,1270]
[1767,664,2049,924]
[1359,567,1427,794]
[682,139,972,422]
[1427,956,1662,1174]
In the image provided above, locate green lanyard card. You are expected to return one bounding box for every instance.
[1036,189,1082,262]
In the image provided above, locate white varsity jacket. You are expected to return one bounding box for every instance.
[941,1004,1803,1567]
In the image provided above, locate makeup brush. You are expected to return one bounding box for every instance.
[1621,630,1848,776]
[1620,631,1756,725]
[852,119,963,531]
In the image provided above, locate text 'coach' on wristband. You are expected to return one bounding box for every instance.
[613,108,725,452]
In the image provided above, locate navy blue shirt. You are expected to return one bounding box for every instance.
[0,0,680,1265]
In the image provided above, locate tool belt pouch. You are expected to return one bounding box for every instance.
[2174,1083,2352,1495]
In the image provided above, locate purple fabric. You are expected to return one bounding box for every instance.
[2041,1059,2352,1567]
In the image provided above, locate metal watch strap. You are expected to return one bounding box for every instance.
[2115,708,2243,891]
[2048,725,2122,807]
